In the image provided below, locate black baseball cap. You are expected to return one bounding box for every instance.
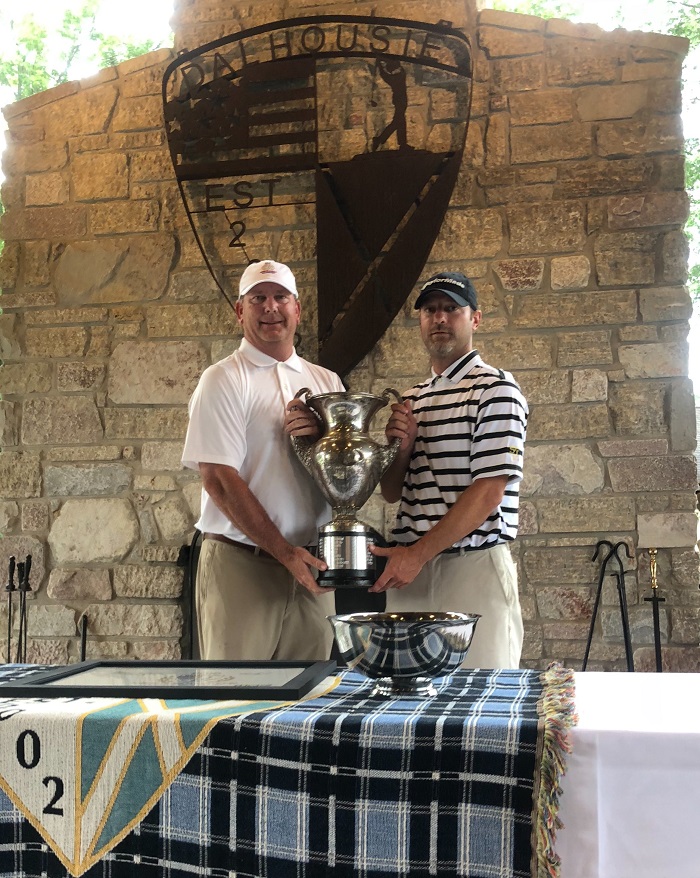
[414,271,479,310]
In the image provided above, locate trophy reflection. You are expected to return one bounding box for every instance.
[290,388,401,587]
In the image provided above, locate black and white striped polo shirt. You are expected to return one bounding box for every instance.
[392,350,528,552]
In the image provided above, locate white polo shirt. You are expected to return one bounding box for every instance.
[182,338,344,547]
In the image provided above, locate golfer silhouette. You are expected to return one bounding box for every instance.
[371,58,411,152]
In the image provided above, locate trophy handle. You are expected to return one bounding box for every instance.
[289,387,316,471]
[380,387,402,405]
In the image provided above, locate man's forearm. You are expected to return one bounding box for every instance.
[380,448,411,503]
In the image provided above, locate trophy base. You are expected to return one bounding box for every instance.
[317,522,387,589]
[318,570,378,588]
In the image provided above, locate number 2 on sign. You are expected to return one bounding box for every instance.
[16,730,65,816]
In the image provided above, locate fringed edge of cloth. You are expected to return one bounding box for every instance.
[533,662,579,878]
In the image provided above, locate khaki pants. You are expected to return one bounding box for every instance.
[385,542,523,669]
[196,539,335,661]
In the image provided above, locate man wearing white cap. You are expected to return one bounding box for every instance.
[369,271,528,669]
[182,260,344,660]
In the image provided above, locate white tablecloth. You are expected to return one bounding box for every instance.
[557,672,700,878]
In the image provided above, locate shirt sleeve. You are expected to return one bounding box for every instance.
[470,379,528,483]
[181,363,248,472]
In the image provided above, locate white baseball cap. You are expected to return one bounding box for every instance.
[238,260,299,299]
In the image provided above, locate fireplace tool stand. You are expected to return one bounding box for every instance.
[5,554,32,664]
[583,539,634,672]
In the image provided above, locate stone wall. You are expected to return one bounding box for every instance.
[1,0,698,670]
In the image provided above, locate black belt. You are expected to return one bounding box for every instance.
[203,533,275,560]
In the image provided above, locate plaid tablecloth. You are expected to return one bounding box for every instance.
[0,666,576,878]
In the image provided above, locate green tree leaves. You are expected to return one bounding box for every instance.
[0,0,167,103]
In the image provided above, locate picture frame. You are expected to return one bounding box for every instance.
[0,659,337,700]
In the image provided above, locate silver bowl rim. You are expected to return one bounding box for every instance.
[328,611,481,626]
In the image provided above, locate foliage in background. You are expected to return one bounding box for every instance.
[667,3,700,302]
[0,0,171,263]
[0,0,166,103]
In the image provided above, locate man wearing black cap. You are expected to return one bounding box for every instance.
[369,271,528,669]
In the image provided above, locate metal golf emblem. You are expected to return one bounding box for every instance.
[162,15,473,376]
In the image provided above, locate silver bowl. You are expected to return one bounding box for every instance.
[328,611,480,697]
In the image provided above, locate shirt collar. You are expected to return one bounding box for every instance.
[239,337,303,372]
[431,350,481,384]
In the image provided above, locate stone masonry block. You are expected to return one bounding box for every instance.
[609,383,667,435]
[557,331,613,367]
[0,363,52,395]
[515,371,569,405]
[494,259,544,291]
[637,513,698,548]
[49,498,139,563]
[514,292,635,329]
[84,604,182,637]
[72,152,129,201]
[479,27,544,58]
[546,40,622,86]
[0,452,42,499]
[1,206,87,241]
[22,398,103,446]
[594,231,657,286]
[509,89,572,125]
[25,172,69,206]
[44,464,132,497]
[103,408,189,440]
[571,369,608,402]
[551,255,591,290]
[575,83,648,121]
[24,326,87,358]
[108,340,209,405]
[522,444,604,496]
[142,441,187,471]
[527,403,610,440]
[508,202,586,254]
[511,122,591,164]
[640,287,692,323]
[596,116,683,157]
[538,496,636,533]
[113,566,183,599]
[47,568,112,601]
[619,341,687,379]
[608,456,697,492]
[607,192,689,230]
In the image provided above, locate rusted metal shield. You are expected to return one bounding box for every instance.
[162,15,472,377]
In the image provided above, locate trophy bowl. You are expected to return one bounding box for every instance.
[328,611,481,697]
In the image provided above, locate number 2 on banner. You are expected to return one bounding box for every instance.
[16,729,65,816]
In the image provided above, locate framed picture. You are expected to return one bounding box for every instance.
[0,660,337,700]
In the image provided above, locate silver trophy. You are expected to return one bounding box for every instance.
[291,388,401,587]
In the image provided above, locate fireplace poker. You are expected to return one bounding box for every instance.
[582,539,614,671]
[15,554,32,664]
[611,541,635,673]
[643,548,665,673]
[583,540,634,672]
[5,556,15,664]
[79,614,88,663]
[14,561,25,664]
